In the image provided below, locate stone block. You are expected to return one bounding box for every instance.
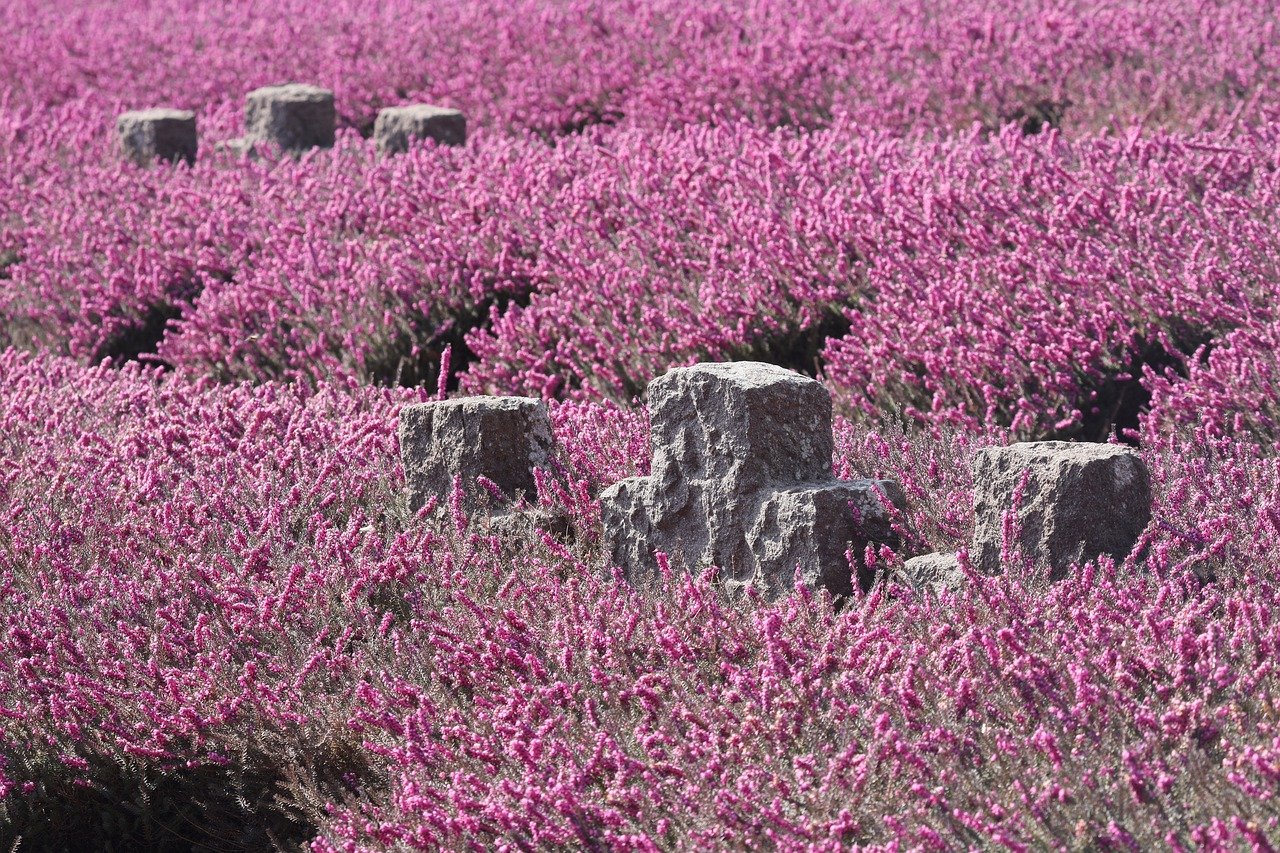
[399,397,554,512]
[116,109,197,165]
[244,84,335,152]
[971,441,1151,579]
[374,105,466,155]
[647,362,834,495]
[600,362,906,599]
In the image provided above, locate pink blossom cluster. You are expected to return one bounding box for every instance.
[6,0,1280,847]
[4,0,1279,136]
[5,118,1280,440]
[1,351,1279,849]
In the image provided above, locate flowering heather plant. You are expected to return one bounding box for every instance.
[7,119,1280,443]
[4,0,1280,136]
[5,0,1280,847]
[0,352,1276,848]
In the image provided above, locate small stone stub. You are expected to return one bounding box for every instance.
[244,84,335,152]
[399,397,554,512]
[971,441,1152,579]
[117,109,197,165]
[374,105,466,155]
[899,552,964,593]
[600,362,906,599]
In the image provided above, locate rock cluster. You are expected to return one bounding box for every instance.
[119,89,469,163]
[599,362,906,599]
[375,105,467,155]
[395,368,1153,601]
[116,109,197,165]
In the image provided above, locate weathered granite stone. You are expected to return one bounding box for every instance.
[971,441,1151,579]
[374,105,466,155]
[899,552,964,593]
[600,362,906,599]
[399,397,554,512]
[116,109,197,165]
[647,361,834,494]
[244,84,335,152]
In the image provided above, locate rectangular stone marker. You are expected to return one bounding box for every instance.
[244,84,335,152]
[374,105,466,155]
[600,362,906,600]
[117,109,197,165]
[399,397,555,513]
[971,441,1152,579]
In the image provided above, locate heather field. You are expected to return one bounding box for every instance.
[4,0,1280,849]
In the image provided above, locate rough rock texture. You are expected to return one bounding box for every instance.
[244,84,335,152]
[601,362,906,599]
[374,105,466,155]
[899,552,964,593]
[971,441,1152,579]
[399,397,555,512]
[116,109,197,165]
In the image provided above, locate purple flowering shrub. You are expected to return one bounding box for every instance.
[8,121,1280,444]
[5,0,1280,135]
[2,352,1280,849]
[6,0,1280,847]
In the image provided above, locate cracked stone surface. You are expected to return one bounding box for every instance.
[971,441,1152,579]
[117,109,197,165]
[399,397,555,512]
[601,362,906,599]
[244,84,335,152]
[374,105,466,155]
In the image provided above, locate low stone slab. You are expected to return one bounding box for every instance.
[375,105,466,155]
[117,109,197,165]
[244,84,335,152]
[971,441,1151,579]
[399,396,554,512]
[600,362,906,599]
[899,552,964,593]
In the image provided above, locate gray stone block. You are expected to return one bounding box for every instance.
[971,441,1152,579]
[244,84,335,152]
[899,552,964,593]
[399,397,555,512]
[600,362,906,599]
[374,105,466,155]
[116,109,197,165]
[647,361,834,496]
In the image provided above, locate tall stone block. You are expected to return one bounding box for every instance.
[117,109,197,165]
[646,361,834,494]
[971,441,1152,578]
[244,84,335,152]
[601,362,906,599]
[399,397,554,512]
[374,105,466,155]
